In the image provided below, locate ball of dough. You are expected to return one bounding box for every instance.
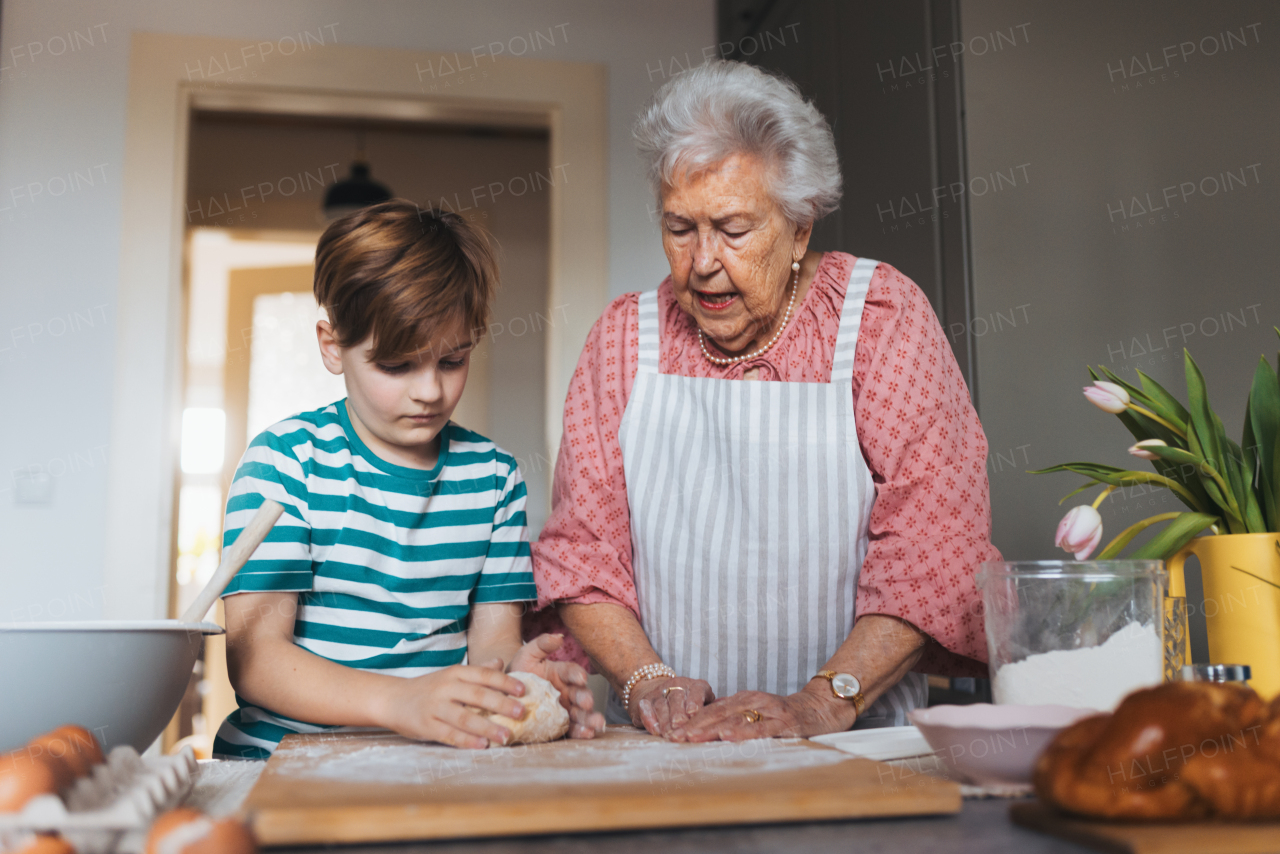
[485,671,570,745]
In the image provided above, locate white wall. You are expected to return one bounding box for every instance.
[0,1,713,621]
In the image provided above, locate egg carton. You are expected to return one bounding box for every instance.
[0,745,197,854]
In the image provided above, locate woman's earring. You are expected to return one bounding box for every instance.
[791,260,800,272]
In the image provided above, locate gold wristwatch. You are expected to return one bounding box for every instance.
[814,670,866,714]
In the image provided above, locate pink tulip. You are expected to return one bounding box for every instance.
[1128,439,1167,460]
[1055,505,1103,560]
[1083,381,1130,414]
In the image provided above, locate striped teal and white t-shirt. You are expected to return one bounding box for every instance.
[212,400,535,759]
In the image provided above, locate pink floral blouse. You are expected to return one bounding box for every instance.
[529,252,1001,677]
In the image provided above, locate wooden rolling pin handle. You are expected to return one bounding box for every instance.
[180,499,286,624]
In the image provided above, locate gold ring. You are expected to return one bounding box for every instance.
[742,709,762,724]
[662,686,686,697]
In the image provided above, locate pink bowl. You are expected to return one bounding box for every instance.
[907,704,1099,785]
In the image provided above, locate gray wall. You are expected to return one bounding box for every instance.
[961,0,1280,566]
[717,1,979,392]
[0,1,714,621]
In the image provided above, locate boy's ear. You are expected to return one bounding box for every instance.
[316,320,345,376]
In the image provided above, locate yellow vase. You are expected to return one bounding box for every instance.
[1167,533,1280,699]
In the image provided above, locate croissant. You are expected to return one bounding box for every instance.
[1034,681,1280,820]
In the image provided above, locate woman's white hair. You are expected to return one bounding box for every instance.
[633,60,842,225]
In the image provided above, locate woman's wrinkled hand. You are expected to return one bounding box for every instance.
[669,682,857,743]
[631,676,716,737]
[507,633,607,739]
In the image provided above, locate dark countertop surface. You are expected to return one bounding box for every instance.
[279,799,1093,854]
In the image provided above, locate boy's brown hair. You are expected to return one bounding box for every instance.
[313,199,498,362]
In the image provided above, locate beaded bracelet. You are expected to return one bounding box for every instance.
[622,662,676,711]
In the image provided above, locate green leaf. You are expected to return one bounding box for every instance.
[1058,481,1102,504]
[1136,369,1192,426]
[1220,430,1250,524]
[1140,445,1224,516]
[1117,406,1182,447]
[1186,416,1204,457]
[1098,365,1188,434]
[1143,444,1203,467]
[1185,350,1243,529]
[1156,463,1211,513]
[1274,428,1280,535]
[1240,404,1265,533]
[1220,435,1258,531]
[1185,350,1222,465]
[1030,463,1147,487]
[1238,466,1267,533]
[1114,408,1208,513]
[1127,512,1220,560]
[1029,462,1127,478]
[1151,436,1242,526]
[1183,420,1227,507]
[1272,328,1280,524]
[1031,462,1204,511]
[1097,512,1183,559]
[1248,354,1280,532]
[1242,395,1268,532]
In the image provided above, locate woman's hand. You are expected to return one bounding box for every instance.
[631,676,716,737]
[668,681,856,743]
[508,634,607,739]
[374,663,530,749]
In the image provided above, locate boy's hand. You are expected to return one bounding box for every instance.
[508,634,607,739]
[375,664,529,749]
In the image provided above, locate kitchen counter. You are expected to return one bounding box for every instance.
[188,761,1091,854]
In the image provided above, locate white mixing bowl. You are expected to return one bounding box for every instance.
[908,703,1099,785]
[0,620,223,753]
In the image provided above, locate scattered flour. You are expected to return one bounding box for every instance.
[273,728,849,788]
[993,620,1163,710]
[188,760,266,817]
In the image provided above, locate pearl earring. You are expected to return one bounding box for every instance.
[791,260,800,271]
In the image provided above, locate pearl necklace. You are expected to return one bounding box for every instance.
[697,265,799,366]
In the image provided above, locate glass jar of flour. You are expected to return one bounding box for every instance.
[975,560,1166,711]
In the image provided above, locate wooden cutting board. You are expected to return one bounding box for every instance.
[240,727,961,844]
[1011,801,1280,854]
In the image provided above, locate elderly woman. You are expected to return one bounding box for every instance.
[532,60,1001,741]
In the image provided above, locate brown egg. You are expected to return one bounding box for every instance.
[146,807,206,848]
[13,834,76,854]
[145,808,257,854]
[24,741,76,791]
[0,751,62,812]
[42,726,103,777]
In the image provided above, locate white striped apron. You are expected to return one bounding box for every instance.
[614,257,927,728]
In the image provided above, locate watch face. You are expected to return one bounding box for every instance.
[831,673,861,699]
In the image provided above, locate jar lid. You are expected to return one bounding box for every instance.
[1180,664,1252,683]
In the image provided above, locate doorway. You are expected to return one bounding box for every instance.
[171,229,331,753]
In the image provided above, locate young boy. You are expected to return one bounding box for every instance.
[213,200,603,759]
